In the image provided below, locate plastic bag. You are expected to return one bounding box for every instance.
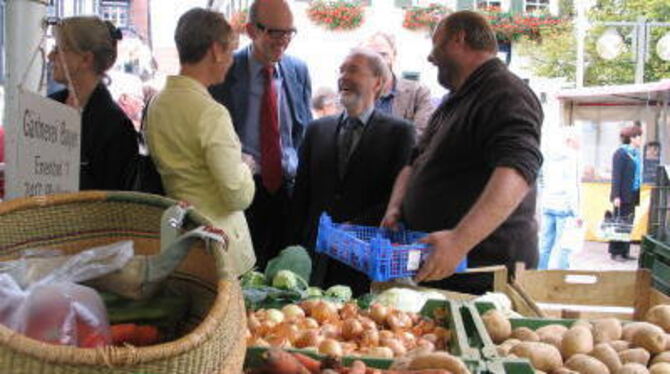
[0,240,134,347]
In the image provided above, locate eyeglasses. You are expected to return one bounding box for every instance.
[255,22,297,40]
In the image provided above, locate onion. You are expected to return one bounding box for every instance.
[312,301,339,323]
[266,334,290,348]
[342,318,364,340]
[295,329,322,348]
[341,342,358,356]
[359,316,377,331]
[301,299,320,315]
[247,314,261,332]
[383,338,407,357]
[379,330,395,341]
[422,333,438,343]
[397,331,417,349]
[366,346,394,359]
[340,303,359,320]
[415,339,436,352]
[265,309,285,324]
[248,336,270,347]
[320,323,341,339]
[412,319,437,336]
[386,310,412,331]
[282,304,306,320]
[370,304,388,325]
[319,338,343,357]
[302,317,320,330]
[274,322,301,343]
[433,327,451,341]
[359,328,379,347]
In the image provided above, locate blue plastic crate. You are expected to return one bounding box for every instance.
[315,213,467,282]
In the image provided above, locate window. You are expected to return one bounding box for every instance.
[476,0,502,11]
[100,3,129,28]
[525,0,550,13]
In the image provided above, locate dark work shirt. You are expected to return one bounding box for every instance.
[402,58,544,271]
[375,76,397,115]
[49,83,138,191]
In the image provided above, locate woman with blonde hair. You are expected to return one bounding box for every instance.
[48,16,138,190]
[146,8,256,275]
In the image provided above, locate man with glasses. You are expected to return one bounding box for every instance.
[209,0,312,269]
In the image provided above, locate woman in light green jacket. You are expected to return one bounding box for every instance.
[147,8,255,275]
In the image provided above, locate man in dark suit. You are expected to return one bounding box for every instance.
[209,0,312,269]
[292,48,415,295]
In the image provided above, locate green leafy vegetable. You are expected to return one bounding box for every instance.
[264,246,312,283]
[324,285,352,302]
[272,270,309,291]
[241,271,266,288]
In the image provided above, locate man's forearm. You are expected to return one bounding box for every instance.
[452,167,531,253]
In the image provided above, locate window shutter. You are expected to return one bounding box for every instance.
[510,0,524,14]
[456,0,474,10]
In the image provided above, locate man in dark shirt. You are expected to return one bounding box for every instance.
[381,11,543,293]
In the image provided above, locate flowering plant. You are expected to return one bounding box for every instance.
[230,9,248,35]
[481,8,566,42]
[403,3,450,31]
[307,1,364,31]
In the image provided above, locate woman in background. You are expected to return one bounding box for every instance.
[146,8,256,276]
[609,125,643,261]
[48,16,138,190]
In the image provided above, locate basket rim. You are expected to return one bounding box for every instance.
[0,191,239,366]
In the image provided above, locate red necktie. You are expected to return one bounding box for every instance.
[260,66,283,193]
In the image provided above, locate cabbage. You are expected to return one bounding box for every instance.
[373,287,447,313]
[324,285,352,302]
[306,287,323,298]
[241,271,266,288]
[271,270,308,291]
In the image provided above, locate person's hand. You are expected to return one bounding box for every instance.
[380,206,401,230]
[613,197,621,208]
[242,153,258,175]
[415,230,468,282]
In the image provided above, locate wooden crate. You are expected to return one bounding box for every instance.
[513,264,670,320]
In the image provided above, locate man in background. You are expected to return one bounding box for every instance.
[209,0,312,268]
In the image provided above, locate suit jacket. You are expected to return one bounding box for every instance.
[392,78,434,139]
[209,47,313,152]
[292,110,414,291]
[611,147,640,205]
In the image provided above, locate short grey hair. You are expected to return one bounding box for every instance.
[347,48,391,99]
[175,8,233,64]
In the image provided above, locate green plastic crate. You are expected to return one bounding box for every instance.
[641,235,670,295]
[487,358,536,374]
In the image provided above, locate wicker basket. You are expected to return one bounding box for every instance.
[0,191,246,374]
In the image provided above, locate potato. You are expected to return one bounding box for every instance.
[593,318,623,343]
[652,352,670,365]
[616,363,649,374]
[611,341,632,352]
[407,352,471,374]
[537,324,569,339]
[592,343,623,374]
[633,324,667,354]
[624,323,660,342]
[647,306,670,333]
[482,309,512,344]
[650,363,670,374]
[510,342,563,372]
[666,335,670,351]
[574,319,594,330]
[562,326,595,359]
[565,353,611,374]
[619,348,651,366]
[497,338,521,356]
[513,327,540,342]
[553,368,580,374]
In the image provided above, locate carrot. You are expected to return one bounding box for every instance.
[261,348,310,374]
[110,324,160,347]
[290,352,321,373]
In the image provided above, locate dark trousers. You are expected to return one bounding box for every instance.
[246,176,292,271]
[421,272,494,295]
[608,202,636,256]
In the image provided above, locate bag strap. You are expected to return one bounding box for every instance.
[138,96,156,156]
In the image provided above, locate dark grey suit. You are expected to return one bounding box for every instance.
[291,110,414,295]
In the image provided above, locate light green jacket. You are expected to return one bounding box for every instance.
[147,75,256,276]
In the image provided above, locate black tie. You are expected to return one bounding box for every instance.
[339,117,362,177]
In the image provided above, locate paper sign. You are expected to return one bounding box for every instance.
[407,250,422,271]
[6,90,81,200]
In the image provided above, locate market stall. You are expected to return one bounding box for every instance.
[557,80,670,241]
